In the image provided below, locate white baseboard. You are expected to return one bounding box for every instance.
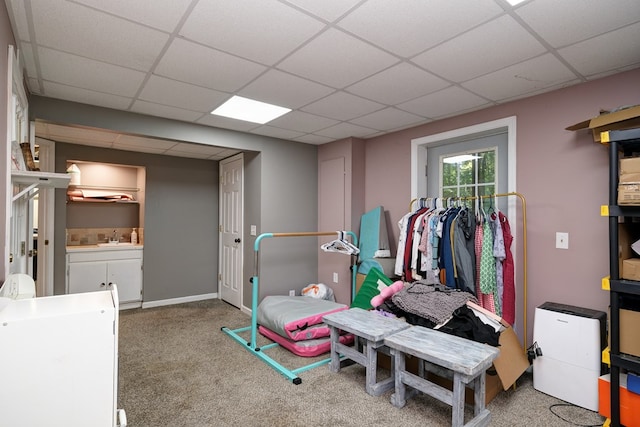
[142,293,218,309]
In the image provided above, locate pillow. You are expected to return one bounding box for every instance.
[350,267,393,310]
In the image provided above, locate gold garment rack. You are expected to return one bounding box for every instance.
[409,192,528,350]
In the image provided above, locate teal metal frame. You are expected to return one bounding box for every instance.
[221,231,358,384]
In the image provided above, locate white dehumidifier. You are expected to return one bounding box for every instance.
[532,302,607,411]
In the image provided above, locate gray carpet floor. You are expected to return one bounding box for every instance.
[117,299,605,427]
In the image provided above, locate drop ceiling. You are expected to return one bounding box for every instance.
[6,0,640,159]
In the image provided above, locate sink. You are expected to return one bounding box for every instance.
[97,242,135,247]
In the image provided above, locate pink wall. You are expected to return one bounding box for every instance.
[1,4,17,282]
[359,68,640,344]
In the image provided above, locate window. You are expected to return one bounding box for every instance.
[441,148,496,199]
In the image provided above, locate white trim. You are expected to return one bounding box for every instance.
[141,292,218,309]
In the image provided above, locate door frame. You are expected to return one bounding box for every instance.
[35,137,56,296]
[218,153,244,309]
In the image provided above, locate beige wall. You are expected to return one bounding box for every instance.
[340,67,640,346]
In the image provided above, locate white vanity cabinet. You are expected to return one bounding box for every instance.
[67,247,143,306]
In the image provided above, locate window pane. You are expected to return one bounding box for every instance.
[478,151,495,184]
[442,162,457,186]
[442,187,457,198]
[459,160,474,185]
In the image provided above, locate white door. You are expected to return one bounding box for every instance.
[219,154,243,308]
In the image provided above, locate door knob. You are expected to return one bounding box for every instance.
[235,238,241,243]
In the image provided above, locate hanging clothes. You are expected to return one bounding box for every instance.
[453,208,476,295]
[499,211,516,325]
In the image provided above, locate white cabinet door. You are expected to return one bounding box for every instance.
[68,260,108,294]
[108,259,142,303]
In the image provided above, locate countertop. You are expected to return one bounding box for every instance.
[66,244,144,252]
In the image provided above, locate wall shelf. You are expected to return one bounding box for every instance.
[68,184,140,193]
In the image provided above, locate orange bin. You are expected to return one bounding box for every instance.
[599,374,640,427]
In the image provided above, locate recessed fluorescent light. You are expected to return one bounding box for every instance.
[505,0,527,5]
[210,96,291,124]
[443,154,480,164]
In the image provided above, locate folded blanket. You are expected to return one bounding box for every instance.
[392,281,477,325]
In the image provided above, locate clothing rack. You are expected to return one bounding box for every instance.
[408,192,528,350]
[221,230,358,384]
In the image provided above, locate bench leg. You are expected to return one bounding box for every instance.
[364,341,378,395]
[473,372,486,416]
[328,326,341,373]
[389,348,406,408]
[451,372,466,427]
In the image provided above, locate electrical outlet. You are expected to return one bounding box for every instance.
[333,272,338,283]
[289,289,295,296]
[250,225,257,236]
[555,232,569,249]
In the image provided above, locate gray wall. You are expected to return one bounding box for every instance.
[55,143,219,301]
[31,96,319,307]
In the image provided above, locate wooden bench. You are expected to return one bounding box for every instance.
[323,307,411,396]
[384,326,500,427]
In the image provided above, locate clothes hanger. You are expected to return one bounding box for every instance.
[320,231,360,255]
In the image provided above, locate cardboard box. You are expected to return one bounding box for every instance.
[619,223,640,272]
[621,157,640,175]
[598,373,640,427]
[620,308,640,358]
[618,183,640,205]
[567,105,640,143]
[378,319,529,405]
[622,259,640,281]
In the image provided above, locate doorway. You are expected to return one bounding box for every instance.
[219,154,244,308]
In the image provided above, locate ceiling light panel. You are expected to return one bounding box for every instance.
[211,96,291,124]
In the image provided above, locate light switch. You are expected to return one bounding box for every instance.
[250,225,257,236]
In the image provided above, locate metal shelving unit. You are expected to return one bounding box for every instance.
[603,128,640,427]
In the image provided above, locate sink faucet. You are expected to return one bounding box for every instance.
[111,229,118,242]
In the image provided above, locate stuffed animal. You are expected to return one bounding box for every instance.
[370,280,404,308]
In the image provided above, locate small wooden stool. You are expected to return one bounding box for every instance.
[323,308,411,396]
[384,326,500,427]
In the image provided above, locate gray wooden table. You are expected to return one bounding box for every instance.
[384,326,500,427]
[323,307,411,396]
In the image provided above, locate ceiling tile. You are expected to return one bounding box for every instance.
[301,91,385,121]
[31,0,169,71]
[112,144,168,155]
[250,126,306,140]
[267,111,339,133]
[315,122,378,139]
[73,0,193,32]
[166,149,211,159]
[559,22,640,77]
[196,114,260,132]
[516,0,640,48]
[397,86,490,119]
[349,108,426,131]
[462,53,578,101]
[6,0,30,42]
[412,15,547,83]
[336,0,503,57]
[294,134,334,145]
[346,62,449,105]
[42,124,118,146]
[18,42,38,81]
[277,28,399,88]
[282,0,362,22]
[211,149,243,160]
[180,0,325,65]
[115,135,177,150]
[38,47,146,97]
[156,38,267,93]
[169,142,227,155]
[138,75,229,112]
[238,70,334,109]
[27,78,41,95]
[42,81,133,111]
[130,100,205,122]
